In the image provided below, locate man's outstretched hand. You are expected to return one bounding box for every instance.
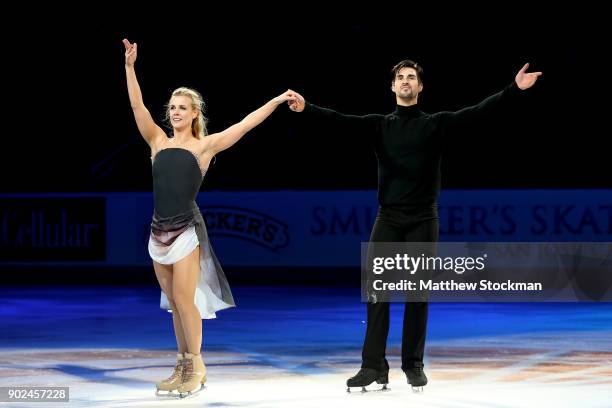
[515,63,542,90]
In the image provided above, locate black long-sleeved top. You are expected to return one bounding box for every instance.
[303,82,522,212]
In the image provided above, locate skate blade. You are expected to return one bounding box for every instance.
[178,384,206,399]
[411,385,424,393]
[346,384,390,394]
[155,389,181,398]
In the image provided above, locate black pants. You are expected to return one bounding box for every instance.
[361,205,439,372]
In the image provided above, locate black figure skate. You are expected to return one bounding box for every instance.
[346,368,389,393]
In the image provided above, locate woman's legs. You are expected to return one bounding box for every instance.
[171,246,202,354]
[153,261,188,354]
[172,247,206,395]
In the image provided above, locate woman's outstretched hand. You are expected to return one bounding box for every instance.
[272,89,300,106]
[283,89,305,112]
[123,39,137,67]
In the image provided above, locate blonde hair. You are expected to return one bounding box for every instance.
[165,87,208,139]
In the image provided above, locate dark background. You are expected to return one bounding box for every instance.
[1,7,608,193]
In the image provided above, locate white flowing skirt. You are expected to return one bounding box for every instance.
[148,225,233,319]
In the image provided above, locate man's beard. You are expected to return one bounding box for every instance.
[399,88,416,102]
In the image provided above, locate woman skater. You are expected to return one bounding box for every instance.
[123,38,296,398]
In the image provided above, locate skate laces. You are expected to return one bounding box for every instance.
[168,361,183,381]
[181,359,194,382]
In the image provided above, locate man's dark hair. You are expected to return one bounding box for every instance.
[391,60,424,84]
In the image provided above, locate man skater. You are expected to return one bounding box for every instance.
[287,60,541,391]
